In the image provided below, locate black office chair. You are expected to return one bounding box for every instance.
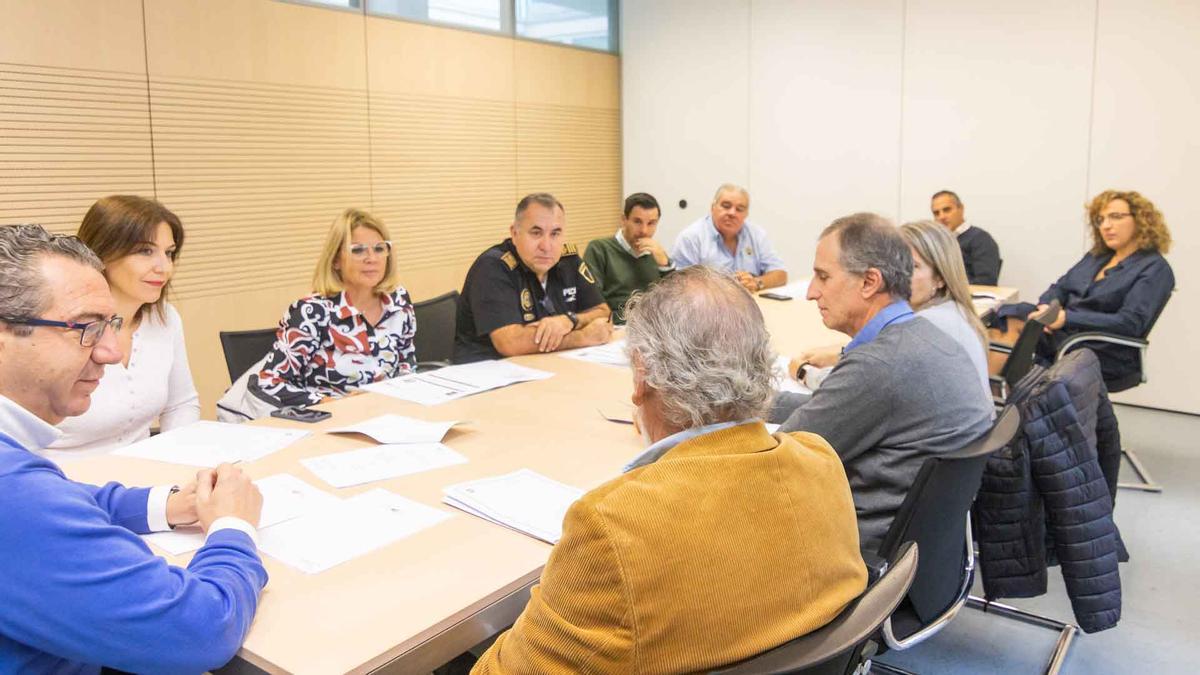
[413,290,458,370]
[1054,289,1174,492]
[866,407,1077,675]
[711,542,919,675]
[218,328,278,382]
[988,300,1060,402]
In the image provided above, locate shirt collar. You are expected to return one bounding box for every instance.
[615,228,652,258]
[845,299,915,352]
[955,222,973,238]
[623,418,754,472]
[333,290,397,321]
[0,393,62,451]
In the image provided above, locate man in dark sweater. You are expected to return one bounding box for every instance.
[582,193,675,324]
[771,213,993,550]
[932,190,1002,285]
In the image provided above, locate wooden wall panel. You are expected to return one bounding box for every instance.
[0,0,153,231]
[143,0,372,414]
[4,1,622,417]
[366,17,517,280]
[515,42,621,246]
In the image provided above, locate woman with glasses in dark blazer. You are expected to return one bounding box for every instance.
[1000,189,1174,387]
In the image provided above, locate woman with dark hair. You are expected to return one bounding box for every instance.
[1000,189,1174,387]
[45,195,199,457]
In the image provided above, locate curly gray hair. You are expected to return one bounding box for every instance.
[0,224,103,335]
[624,266,775,429]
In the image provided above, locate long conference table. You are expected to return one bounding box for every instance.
[63,285,1017,674]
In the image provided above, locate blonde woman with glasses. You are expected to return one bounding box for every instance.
[250,208,416,409]
[899,220,991,407]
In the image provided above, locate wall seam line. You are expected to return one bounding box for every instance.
[139,0,159,199]
[896,0,908,221]
[1083,0,1102,246]
[362,9,376,210]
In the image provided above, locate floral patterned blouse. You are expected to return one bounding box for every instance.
[251,289,417,408]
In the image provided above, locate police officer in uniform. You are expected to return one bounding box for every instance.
[455,193,613,363]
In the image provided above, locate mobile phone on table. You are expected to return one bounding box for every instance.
[270,406,332,423]
[759,292,793,301]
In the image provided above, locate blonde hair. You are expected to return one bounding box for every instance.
[312,208,400,296]
[1086,189,1171,255]
[899,220,986,346]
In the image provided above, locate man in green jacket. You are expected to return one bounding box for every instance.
[582,193,675,324]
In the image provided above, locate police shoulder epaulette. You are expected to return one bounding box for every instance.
[560,242,579,257]
[500,251,519,270]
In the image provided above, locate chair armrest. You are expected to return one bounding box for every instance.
[988,341,1014,355]
[1056,332,1149,359]
[861,549,889,584]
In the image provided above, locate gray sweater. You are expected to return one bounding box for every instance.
[771,316,993,551]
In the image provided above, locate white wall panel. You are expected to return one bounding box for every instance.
[620,0,1199,412]
[621,0,750,245]
[749,0,904,274]
[899,0,1096,302]
[1089,0,1200,413]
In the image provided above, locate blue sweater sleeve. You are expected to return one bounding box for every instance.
[87,481,152,533]
[0,467,268,674]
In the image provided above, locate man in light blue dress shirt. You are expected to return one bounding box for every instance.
[671,184,788,293]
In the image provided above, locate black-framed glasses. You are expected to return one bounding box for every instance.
[0,315,124,347]
[348,241,392,258]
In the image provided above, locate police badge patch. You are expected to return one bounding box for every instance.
[521,288,533,311]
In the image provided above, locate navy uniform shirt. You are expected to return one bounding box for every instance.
[455,238,605,363]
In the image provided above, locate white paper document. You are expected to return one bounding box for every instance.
[301,443,468,488]
[113,421,309,467]
[442,469,584,544]
[328,414,459,444]
[772,355,813,396]
[363,360,554,406]
[143,473,339,555]
[763,278,811,300]
[558,340,630,368]
[258,489,450,574]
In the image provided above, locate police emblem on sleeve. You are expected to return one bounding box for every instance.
[579,260,596,284]
[521,288,533,312]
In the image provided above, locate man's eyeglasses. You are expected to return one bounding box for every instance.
[0,315,124,347]
[1093,212,1132,225]
[348,241,392,258]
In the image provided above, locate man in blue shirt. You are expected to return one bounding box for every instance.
[770,213,992,549]
[671,184,788,293]
[0,224,268,674]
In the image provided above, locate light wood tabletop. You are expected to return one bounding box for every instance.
[60,283,1017,674]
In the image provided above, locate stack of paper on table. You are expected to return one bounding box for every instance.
[442,469,584,544]
[143,473,340,555]
[764,278,811,299]
[258,489,450,574]
[363,360,554,406]
[113,421,309,467]
[301,443,468,488]
[558,340,630,367]
[327,414,460,444]
[144,477,451,574]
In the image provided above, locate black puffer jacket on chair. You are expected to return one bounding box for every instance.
[975,349,1123,633]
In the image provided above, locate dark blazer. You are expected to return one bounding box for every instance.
[1039,249,1174,386]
